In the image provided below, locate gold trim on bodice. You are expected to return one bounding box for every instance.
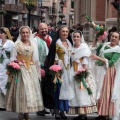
[56,45,69,69]
[72,58,83,72]
[17,52,34,69]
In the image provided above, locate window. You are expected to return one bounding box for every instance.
[71,0,74,8]
[5,0,15,4]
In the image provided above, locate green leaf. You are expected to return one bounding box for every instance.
[5,82,11,90]
[87,88,92,95]
[14,76,19,83]
[0,10,7,15]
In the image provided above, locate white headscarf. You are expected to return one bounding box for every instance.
[17,26,34,42]
[14,26,39,62]
[71,30,88,45]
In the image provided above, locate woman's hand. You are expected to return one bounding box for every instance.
[90,54,99,60]
[90,54,106,63]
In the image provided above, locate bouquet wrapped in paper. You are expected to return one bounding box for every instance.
[85,15,107,42]
[6,61,20,88]
[74,68,92,95]
[49,65,63,91]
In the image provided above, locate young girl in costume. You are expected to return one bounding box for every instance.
[69,30,97,120]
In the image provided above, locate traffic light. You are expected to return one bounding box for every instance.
[111,0,119,11]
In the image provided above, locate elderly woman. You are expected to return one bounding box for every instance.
[43,25,73,119]
[69,31,97,120]
[90,32,120,120]
[0,27,13,109]
[6,26,43,120]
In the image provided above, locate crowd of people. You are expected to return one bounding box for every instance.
[0,22,120,120]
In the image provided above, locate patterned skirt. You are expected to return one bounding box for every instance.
[69,105,97,114]
[6,66,43,113]
[97,66,116,116]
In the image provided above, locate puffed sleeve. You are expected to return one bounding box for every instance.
[96,43,103,55]
[5,40,14,52]
[32,39,39,62]
[109,53,120,67]
[82,57,89,65]
[10,45,17,61]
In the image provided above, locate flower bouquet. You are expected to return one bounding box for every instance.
[49,65,63,91]
[6,61,20,89]
[74,68,92,95]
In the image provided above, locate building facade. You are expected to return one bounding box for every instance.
[0,0,75,28]
[74,0,118,41]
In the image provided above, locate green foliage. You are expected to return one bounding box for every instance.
[0,9,6,15]
[5,82,11,89]
[25,0,35,5]
[74,70,92,95]
[49,70,63,92]
[6,65,20,75]
[85,15,92,22]
[74,70,89,81]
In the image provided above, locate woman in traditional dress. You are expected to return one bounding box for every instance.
[69,31,97,120]
[6,26,43,120]
[43,25,73,119]
[90,32,120,120]
[0,27,13,109]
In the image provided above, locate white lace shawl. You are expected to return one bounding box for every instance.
[56,38,73,67]
[72,43,91,63]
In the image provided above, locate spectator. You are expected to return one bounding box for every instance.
[107,26,117,42]
[10,22,19,42]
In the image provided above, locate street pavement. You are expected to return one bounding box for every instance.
[0,111,99,120]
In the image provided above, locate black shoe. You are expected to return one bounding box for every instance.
[54,109,61,120]
[36,111,45,116]
[60,111,67,119]
[50,109,55,116]
[44,109,50,114]
[95,116,107,120]
[55,114,61,120]
[73,115,87,120]
[73,116,80,120]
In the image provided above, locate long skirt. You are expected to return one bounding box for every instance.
[69,105,97,114]
[0,93,5,108]
[6,65,43,113]
[97,66,115,116]
[54,82,69,111]
[6,80,43,113]
[69,69,97,114]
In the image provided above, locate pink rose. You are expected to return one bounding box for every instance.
[77,69,86,73]
[8,62,20,69]
[9,62,13,66]
[49,65,62,72]
[98,31,107,41]
[40,69,45,78]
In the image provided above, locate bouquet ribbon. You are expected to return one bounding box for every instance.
[53,73,63,84]
[80,77,87,89]
[8,74,19,83]
[80,77,92,95]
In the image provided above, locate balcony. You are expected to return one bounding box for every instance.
[3,4,23,13]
